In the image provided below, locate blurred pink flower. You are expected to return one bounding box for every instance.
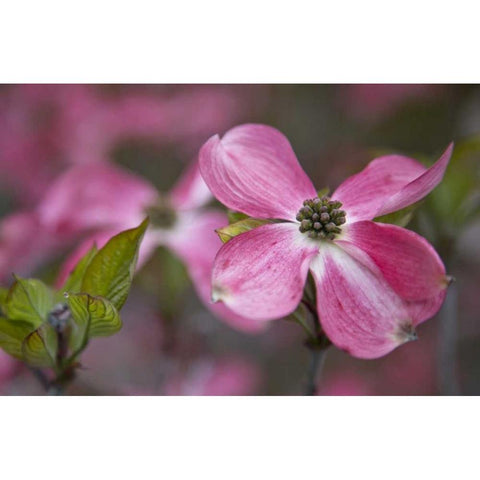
[0,350,16,393]
[40,160,264,333]
[0,85,253,205]
[164,357,260,395]
[0,211,65,280]
[199,123,452,359]
[318,374,374,396]
[376,339,437,395]
[319,330,438,396]
[340,84,443,121]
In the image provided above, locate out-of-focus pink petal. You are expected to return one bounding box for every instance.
[55,228,160,290]
[210,222,318,321]
[163,210,266,333]
[0,212,60,281]
[310,243,415,359]
[318,374,373,396]
[0,85,262,205]
[340,84,444,121]
[338,221,448,302]
[0,350,17,392]
[168,159,212,211]
[199,124,317,220]
[0,86,69,204]
[58,87,254,166]
[38,163,158,235]
[332,144,452,222]
[164,357,260,396]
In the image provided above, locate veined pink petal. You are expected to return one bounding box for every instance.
[337,221,448,302]
[210,222,318,321]
[377,143,453,216]
[332,144,453,222]
[405,291,448,327]
[163,210,266,333]
[38,163,159,235]
[310,243,415,359]
[168,158,212,211]
[199,124,317,221]
[192,264,268,333]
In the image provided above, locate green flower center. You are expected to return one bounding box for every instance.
[146,200,177,229]
[296,196,346,240]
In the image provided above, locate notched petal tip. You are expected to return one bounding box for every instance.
[445,275,456,287]
[211,284,227,304]
[393,322,418,345]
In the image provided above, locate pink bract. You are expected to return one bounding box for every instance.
[199,123,453,359]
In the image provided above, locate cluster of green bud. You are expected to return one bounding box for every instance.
[296,196,346,240]
[48,303,72,333]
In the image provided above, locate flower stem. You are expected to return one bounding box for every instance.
[29,367,50,391]
[298,297,331,395]
[305,346,328,395]
[437,280,460,395]
[291,310,316,339]
[435,235,460,395]
[29,367,72,395]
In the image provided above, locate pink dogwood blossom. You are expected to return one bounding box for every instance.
[38,160,263,333]
[199,124,453,359]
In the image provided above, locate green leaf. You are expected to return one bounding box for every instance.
[374,201,421,228]
[87,296,121,338]
[425,135,480,230]
[217,218,272,244]
[61,244,98,293]
[81,218,149,310]
[227,210,249,224]
[4,277,55,328]
[0,287,8,316]
[65,293,91,357]
[22,322,58,368]
[0,287,7,305]
[0,317,35,359]
[67,293,121,339]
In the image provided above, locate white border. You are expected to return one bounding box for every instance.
[1,396,477,479]
[2,1,479,82]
